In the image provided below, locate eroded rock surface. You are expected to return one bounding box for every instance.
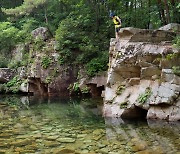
[31,27,50,40]
[104,26,180,121]
[0,68,15,83]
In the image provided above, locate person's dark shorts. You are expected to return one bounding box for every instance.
[116,27,121,33]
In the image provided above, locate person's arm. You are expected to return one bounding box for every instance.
[117,16,121,25]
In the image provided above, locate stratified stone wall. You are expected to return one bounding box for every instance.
[104,24,180,121]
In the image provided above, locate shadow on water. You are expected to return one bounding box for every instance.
[0,95,179,153]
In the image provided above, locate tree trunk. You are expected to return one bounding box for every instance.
[44,8,48,25]
[148,0,151,29]
[129,1,134,26]
[134,0,137,26]
[157,0,167,25]
[163,0,171,23]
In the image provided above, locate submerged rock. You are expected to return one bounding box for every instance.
[11,139,33,146]
[43,140,60,147]
[57,137,76,143]
[53,148,79,154]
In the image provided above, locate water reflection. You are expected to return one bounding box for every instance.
[0,95,179,154]
[104,117,180,153]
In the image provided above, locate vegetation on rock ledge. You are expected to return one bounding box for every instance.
[137,87,152,104]
[0,0,179,77]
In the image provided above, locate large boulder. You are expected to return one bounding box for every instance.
[31,27,50,40]
[27,52,78,96]
[159,23,180,33]
[118,27,176,43]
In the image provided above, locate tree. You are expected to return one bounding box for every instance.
[0,22,20,53]
[0,0,23,21]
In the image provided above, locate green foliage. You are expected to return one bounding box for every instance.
[17,18,41,42]
[85,53,109,77]
[81,86,90,94]
[52,68,59,77]
[41,56,52,69]
[2,0,47,16]
[8,50,29,69]
[73,82,80,92]
[55,8,109,76]
[21,53,29,67]
[1,0,179,79]
[68,82,80,95]
[8,61,22,69]
[166,53,179,60]
[33,37,45,51]
[57,49,71,65]
[0,22,21,54]
[0,96,26,109]
[116,85,125,95]
[0,56,9,68]
[3,76,23,93]
[173,36,180,49]
[45,76,52,84]
[137,87,152,104]
[172,66,180,76]
[120,101,129,109]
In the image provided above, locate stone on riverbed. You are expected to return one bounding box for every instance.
[52,148,80,154]
[57,137,76,143]
[11,139,33,146]
[45,135,59,140]
[43,140,60,147]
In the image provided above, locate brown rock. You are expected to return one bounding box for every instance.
[53,148,79,154]
[43,140,60,147]
[128,78,140,86]
[141,66,161,79]
[11,139,33,146]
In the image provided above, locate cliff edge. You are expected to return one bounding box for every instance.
[104,24,180,121]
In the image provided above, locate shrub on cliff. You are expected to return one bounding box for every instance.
[173,36,180,49]
[86,53,108,77]
[0,56,9,68]
[3,76,23,93]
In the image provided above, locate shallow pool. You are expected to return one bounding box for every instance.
[0,96,179,154]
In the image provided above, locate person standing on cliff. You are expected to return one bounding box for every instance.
[110,11,122,39]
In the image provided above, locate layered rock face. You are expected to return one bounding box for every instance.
[0,27,106,97]
[104,25,180,121]
[25,40,78,96]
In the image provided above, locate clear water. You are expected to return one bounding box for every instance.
[0,95,179,154]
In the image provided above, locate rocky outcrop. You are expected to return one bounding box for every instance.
[104,25,180,121]
[159,23,180,33]
[31,27,50,40]
[0,68,15,83]
[79,72,107,97]
[0,27,107,96]
[26,39,78,96]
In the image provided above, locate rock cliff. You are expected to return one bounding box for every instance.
[104,24,180,121]
[0,27,106,97]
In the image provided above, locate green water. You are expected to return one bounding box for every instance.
[0,96,180,154]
